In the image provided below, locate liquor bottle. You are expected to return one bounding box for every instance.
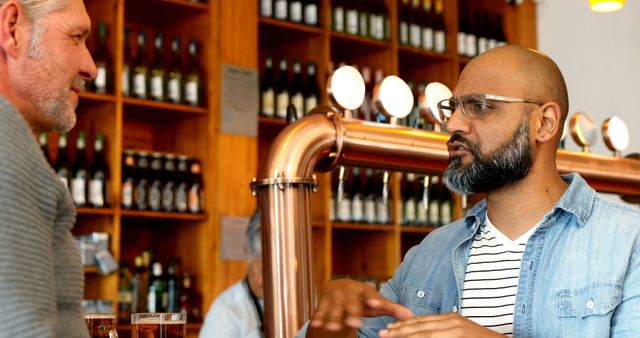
[188,160,204,214]
[162,154,177,213]
[39,132,52,165]
[351,167,364,223]
[401,173,417,225]
[184,40,202,107]
[358,0,369,37]
[332,0,345,33]
[122,28,132,97]
[166,37,183,104]
[55,133,72,191]
[433,0,446,53]
[89,133,109,208]
[289,0,303,22]
[134,151,150,210]
[409,0,421,48]
[148,152,163,212]
[465,9,478,57]
[304,62,319,114]
[274,0,288,20]
[260,55,275,117]
[363,168,376,223]
[132,255,149,313]
[304,0,319,26]
[121,150,136,210]
[180,272,201,323]
[427,176,441,227]
[476,11,489,55]
[290,59,304,119]
[275,58,290,119]
[71,131,89,207]
[91,22,110,94]
[457,5,468,56]
[147,262,166,313]
[421,0,434,51]
[132,30,148,99]
[345,0,358,35]
[260,0,273,17]
[149,32,165,101]
[439,177,452,226]
[118,262,133,323]
[398,0,410,46]
[166,258,181,313]
[175,155,189,213]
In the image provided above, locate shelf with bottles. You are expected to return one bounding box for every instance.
[79,91,118,104]
[260,0,322,28]
[456,0,508,60]
[329,0,391,43]
[120,210,206,221]
[260,16,324,37]
[332,222,395,232]
[124,0,209,27]
[398,0,448,55]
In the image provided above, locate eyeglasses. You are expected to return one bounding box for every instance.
[437,93,542,123]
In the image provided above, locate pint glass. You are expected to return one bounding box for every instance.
[84,313,118,338]
[131,313,186,338]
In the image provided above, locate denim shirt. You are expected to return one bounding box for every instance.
[296,173,640,338]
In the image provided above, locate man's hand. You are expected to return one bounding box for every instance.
[378,313,505,338]
[309,279,413,332]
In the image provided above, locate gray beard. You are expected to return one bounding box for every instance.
[443,118,533,195]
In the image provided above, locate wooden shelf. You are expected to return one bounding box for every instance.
[332,222,395,232]
[76,207,115,216]
[120,210,207,221]
[259,17,323,35]
[400,226,436,234]
[84,266,99,274]
[123,98,207,114]
[79,92,117,103]
[122,98,207,123]
[330,32,391,50]
[399,46,454,64]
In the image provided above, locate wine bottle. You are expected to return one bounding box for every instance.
[134,151,150,210]
[409,0,421,48]
[466,10,478,57]
[476,11,489,55]
[175,155,190,213]
[122,28,132,97]
[260,0,273,17]
[188,160,204,214]
[304,0,319,26]
[457,5,469,56]
[148,153,163,212]
[290,59,304,119]
[345,0,359,35]
[71,131,89,207]
[289,0,303,22]
[184,39,202,107]
[55,133,72,190]
[275,57,290,119]
[161,154,177,213]
[274,0,288,20]
[421,0,434,51]
[132,30,148,99]
[332,0,345,33]
[166,37,183,104]
[433,0,446,53]
[358,0,369,38]
[303,62,319,114]
[89,133,109,208]
[91,22,110,94]
[149,32,166,101]
[399,0,410,45]
[121,150,136,210]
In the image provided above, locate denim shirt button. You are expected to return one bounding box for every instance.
[586,299,595,309]
[417,291,425,298]
[452,305,458,313]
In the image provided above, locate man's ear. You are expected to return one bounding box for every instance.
[0,1,24,59]
[535,102,563,143]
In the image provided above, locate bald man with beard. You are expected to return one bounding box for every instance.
[297,46,640,338]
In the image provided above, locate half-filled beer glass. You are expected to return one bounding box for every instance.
[131,313,186,338]
[85,313,118,338]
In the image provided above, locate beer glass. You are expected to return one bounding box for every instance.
[84,313,118,338]
[131,313,186,338]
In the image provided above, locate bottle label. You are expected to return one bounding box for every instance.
[176,183,188,212]
[477,37,488,55]
[122,66,130,96]
[304,96,317,115]
[162,183,175,212]
[487,39,498,51]
[359,13,368,36]
[428,199,439,226]
[440,200,452,225]
[457,32,467,56]
[422,28,434,50]
[410,24,421,48]
[376,199,389,224]
[188,184,201,213]
[404,199,416,223]
[135,181,147,209]
[147,291,157,313]
[276,92,289,118]
[122,180,133,208]
[150,75,164,100]
[133,73,146,98]
[333,7,344,32]
[417,202,428,225]
[346,10,358,35]
[89,179,104,207]
[352,195,364,222]
[262,89,275,116]
[336,198,351,222]
[185,80,198,106]
[376,17,385,40]
[291,93,304,116]
[364,198,376,223]
[95,66,107,93]
[290,2,302,22]
[261,0,273,17]
[275,0,287,19]
[466,35,477,57]
[168,78,181,103]
[434,31,446,53]
[368,15,378,39]
[149,181,162,211]
[71,178,86,205]
[304,4,318,25]
[399,22,408,45]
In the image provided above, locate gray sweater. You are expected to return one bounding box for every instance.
[0,97,89,337]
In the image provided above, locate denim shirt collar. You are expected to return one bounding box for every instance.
[462,173,594,230]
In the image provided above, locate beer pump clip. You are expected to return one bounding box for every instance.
[326,65,366,201]
[373,75,414,205]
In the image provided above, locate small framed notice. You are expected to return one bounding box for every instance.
[221,64,259,137]
[220,215,250,261]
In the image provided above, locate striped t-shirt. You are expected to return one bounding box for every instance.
[460,215,539,336]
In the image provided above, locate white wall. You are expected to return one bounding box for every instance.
[537,0,640,156]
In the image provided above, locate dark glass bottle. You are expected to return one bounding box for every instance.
[134,151,150,210]
[188,160,204,214]
[275,58,290,119]
[175,155,190,213]
[261,55,275,117]
[399,0,410,45]
[132,255,149,313]
[303,0,319,26]
[132,30,148,99]
[290,59,304,119]
[71,132,89,207]
[121,150,136,210]
[332,0,345,32]
[166,258,181,313]
[118,262,133,323]
[184,40,202,107]
[91,22,110,94]
[432,0,446,53]
[289,0,303,22]
[260,0,273,17]
[147,262,166,313]
[402,173,417,225]
[303,62,319,115]
[162,154,177,213]
[148,152,164,212]
[149,32,166,101]
[89,133,109,208]
[166,37,183,104]
[55,133,72,191]
[122,28,132,97]
[274,0,288,20]
[180,272,201,323]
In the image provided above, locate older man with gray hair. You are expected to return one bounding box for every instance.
[0,0,96,337]
[200,210,265,338]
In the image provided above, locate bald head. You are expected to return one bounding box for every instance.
[461,45,569,122]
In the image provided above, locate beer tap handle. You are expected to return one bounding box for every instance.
[422,175,431,210]
[337,166,347,202]
[382,171,390,205]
